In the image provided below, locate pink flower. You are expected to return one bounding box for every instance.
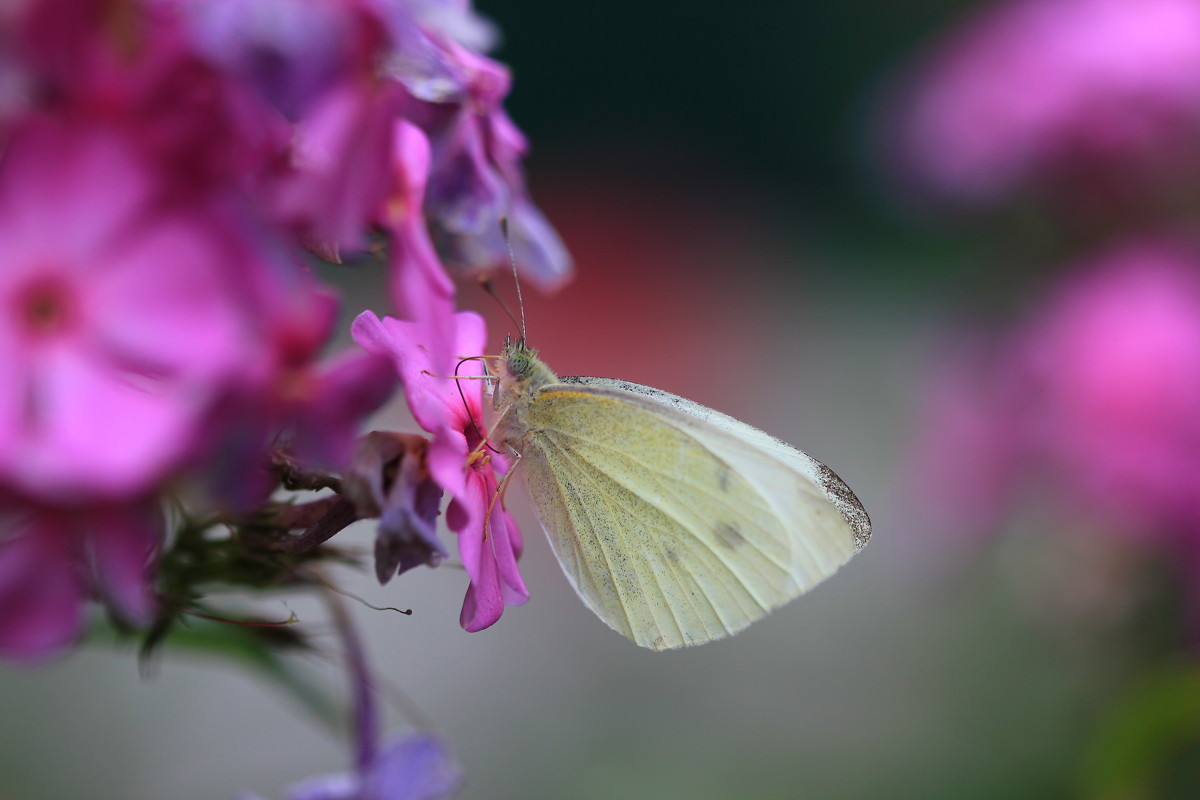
[171,0,383,122]
[0,0,560,671]
[0,499,163,662]
[352,309,527,633]
[270,81,404,257]
[912,238,1200,544]
[1019,241,1200,535]
[393,24,572,291]
[885,0,1200,209]
[906,336,1030,540]
[0,117,280,502]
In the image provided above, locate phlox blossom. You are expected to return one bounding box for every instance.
[352,309,527,632]
[393,21,572,291]
[282,734,462,800]
[0,499,162,661]
[1018,241,1200,535]
[0,118,269,501]
[911,238,1200,546]
[885,0,1200,209]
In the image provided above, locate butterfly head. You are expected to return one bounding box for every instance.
[493,335,557,416]
[502,335,537,378]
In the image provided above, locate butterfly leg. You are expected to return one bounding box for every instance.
[482,449,522,542]
[463,402,512,471]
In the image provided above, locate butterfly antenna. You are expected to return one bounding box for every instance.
[478,275,522,336]
[499,216,526,342]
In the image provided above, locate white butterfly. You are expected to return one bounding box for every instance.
[491,337,871,650]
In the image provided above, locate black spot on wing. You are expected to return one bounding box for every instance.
[716,464,732,492]
[714,521,745,550]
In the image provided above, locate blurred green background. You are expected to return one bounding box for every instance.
[2,1,1195,799]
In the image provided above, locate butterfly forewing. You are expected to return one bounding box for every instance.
[559,377,872,552]
[519,382,865,650]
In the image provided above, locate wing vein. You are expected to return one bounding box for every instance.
[543,429,771,640]
[542,437,661,646]
[566,441,788,603]
[548,423,794,576]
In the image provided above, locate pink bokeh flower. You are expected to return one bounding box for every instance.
[907,336,1030,541]
[0,117,278,502]
[912,238,1200,546]
[1019,241,1200,536]
[352,309,528,633]
[886,0,1200,210]
[0,499,163,662]
[270,81,403,257]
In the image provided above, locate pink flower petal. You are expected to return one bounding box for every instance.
[447,470,521,632]
[457,545,503,633]
[91,213,250,380]
[0,511,86,662]
[15,344,200,499]
[289,350,397,470]
[489,503,529,606]
[387,121,459,370]
[0,119,153,267]
[351,310,486,437]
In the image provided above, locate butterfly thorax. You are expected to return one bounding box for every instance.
[492,336,557,453]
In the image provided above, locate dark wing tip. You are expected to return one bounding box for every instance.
[816,464,872,551]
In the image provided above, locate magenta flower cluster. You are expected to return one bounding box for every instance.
[888,0,1200,211]
[912,240,1200,543]
[0,0,569,663]
[887,0,1200,597]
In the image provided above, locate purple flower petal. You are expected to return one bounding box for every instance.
[362,734,463,800]
[288,773,358,800]
[287,350,397,472]
[0,509,86,662]
[283,734,462,800]
[345,432,448,584]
